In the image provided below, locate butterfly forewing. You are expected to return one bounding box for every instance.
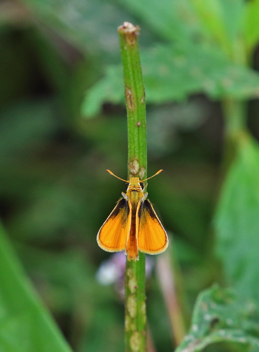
[97,198,131,252]
[136,199,168,254]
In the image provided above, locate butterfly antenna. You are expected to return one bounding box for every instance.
[106,170,129,183]
[142,169,163,182]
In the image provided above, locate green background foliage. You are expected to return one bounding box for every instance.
[1,0,259,351]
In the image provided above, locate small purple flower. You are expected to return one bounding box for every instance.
[96,252,153,297]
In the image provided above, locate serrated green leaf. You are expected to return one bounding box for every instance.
[0,223,72,352]
[82,44,259,117]
[176,285,259,352]
[214,135,259,304]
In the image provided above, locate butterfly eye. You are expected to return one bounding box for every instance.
[140,182,144,189]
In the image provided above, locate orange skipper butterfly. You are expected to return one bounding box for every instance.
[97,170,168,261]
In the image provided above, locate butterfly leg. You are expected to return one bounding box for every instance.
[140,192,148,203]
[142,183,148,192]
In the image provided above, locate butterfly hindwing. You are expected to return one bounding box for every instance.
[97,198,131,252]
[136,199,168,254]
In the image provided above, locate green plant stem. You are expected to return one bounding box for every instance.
[222,99,246,168]
[118,22,147,352]
[221,37,248,169]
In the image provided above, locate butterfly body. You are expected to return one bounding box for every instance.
[123,178,146,260]
[97,171,168,261]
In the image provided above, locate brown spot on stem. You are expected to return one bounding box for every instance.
[125,87,134,110]
[137,121,141,127]
[141,89,145,104]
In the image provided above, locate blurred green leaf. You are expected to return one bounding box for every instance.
[216,0,244,41]
[0,223,72,352]
[81,66,123,118]
[20,0,138,58]
[16,244,102,312]
[117,0,245,58]
[191,0,244,56]
[82,44,259,117]
[215,135,259,303]
[244,0,259,55]
[176,285,259,352]
[114,0,203,42]
[16,243,125,352]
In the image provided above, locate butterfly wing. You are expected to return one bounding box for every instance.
[136,199,168,254]
[97,198,131,252]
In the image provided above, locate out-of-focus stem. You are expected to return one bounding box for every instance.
[222,99,246,169]
[157,251,186,346]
